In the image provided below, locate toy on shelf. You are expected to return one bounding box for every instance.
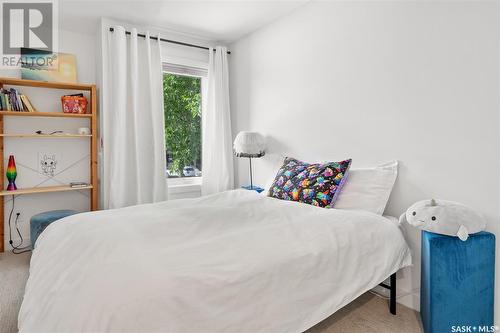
[399,198,486,241]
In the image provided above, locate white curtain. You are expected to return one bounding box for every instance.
[202,46,234,195]
[102,26,167,209]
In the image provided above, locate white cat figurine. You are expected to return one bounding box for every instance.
[399,199,486,241]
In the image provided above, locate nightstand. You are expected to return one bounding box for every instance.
[421,230,495,333]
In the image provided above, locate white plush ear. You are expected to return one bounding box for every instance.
[457,225,469,241]
[398,212,407,225]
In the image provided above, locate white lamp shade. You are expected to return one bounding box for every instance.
[233,131,266,157]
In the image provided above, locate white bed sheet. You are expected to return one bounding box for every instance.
[19,190,411,333]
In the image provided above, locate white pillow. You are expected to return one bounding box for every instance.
[334,161,398,215]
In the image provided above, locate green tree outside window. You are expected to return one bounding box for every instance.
[163,73,202,177]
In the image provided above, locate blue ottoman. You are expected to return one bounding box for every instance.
[30,210,77,248]
[421,230,495,333]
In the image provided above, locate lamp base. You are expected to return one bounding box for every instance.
[241,185,265,193]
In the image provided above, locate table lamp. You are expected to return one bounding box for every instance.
[233,131,265,192]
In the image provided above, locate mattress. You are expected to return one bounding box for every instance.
[19,189,411,333]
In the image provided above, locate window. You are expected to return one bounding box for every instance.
[163,63,206,178]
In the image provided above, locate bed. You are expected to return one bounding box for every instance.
[18,189,411,333]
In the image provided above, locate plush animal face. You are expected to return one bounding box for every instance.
[400,199,486,241]
[405,199,442,228]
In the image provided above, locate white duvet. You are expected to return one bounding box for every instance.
[19,190,411,333]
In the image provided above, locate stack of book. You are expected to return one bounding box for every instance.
[0,88,36,112]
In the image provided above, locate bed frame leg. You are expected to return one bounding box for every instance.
[390,273,396,315]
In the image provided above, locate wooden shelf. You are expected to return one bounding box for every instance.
[0,184,93,196]
[0,77,98,252]
[0,111,92,118]
[0,77,93,91]
[0,133,91,138]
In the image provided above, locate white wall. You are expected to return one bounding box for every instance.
[0,29,97,250]
[230,1,500,317]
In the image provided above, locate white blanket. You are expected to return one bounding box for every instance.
[19,190,411,333]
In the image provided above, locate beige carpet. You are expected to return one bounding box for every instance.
[0,252,31,333]
[305,292,423,333]
[0,252,422,333]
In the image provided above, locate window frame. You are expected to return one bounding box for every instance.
[162,63,207,185]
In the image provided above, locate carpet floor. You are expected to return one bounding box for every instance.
[0,252,422,333]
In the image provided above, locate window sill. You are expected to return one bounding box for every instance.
[168,177,202,194]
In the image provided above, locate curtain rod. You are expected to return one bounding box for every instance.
[108,27,231,54]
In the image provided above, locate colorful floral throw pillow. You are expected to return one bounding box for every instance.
[268,157,352,208]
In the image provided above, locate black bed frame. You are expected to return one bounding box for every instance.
[378,273,397,315]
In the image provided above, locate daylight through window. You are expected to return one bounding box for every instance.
[163,68,204,178]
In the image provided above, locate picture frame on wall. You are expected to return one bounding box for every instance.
[20,48,77,83]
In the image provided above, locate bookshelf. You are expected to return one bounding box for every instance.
[0,77,94,90]
[0,77,98,252]
[0,184,93,196]
[0,134,92,138]
[0,111,92,118]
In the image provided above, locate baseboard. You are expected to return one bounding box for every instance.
[371,284,420,312]
[397,290,420,311]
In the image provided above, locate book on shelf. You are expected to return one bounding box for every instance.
[15,90,23,111]
[70,182,90,188]
[9,88,21,111]
[0,90,11,110]
[0,88,36,112]
[8,89,15,110]
[20,95,35,112]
